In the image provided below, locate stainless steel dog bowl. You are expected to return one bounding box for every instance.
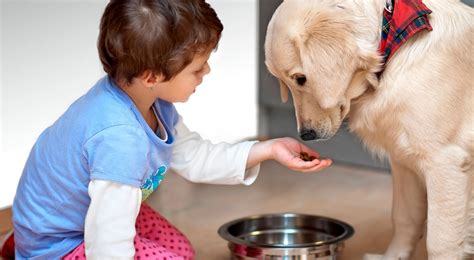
[218,213,354,260]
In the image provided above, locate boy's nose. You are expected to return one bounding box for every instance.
[204,63,211,75]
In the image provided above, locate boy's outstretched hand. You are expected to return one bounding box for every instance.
[247,137,332,173]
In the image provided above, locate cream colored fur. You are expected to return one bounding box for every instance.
[264,0,474,259]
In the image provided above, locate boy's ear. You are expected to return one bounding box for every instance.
[139,71,165,89]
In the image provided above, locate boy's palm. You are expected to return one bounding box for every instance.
[271,137,332,173]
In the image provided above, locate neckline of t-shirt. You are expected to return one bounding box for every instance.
[152,105,168,142]
[105,76,173,146]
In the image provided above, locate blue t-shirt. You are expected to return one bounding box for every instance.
[12,76,179,259]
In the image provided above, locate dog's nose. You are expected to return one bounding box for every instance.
[299,129,318,141]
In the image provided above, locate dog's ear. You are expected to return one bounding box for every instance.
[279,80,289,103]
[358,50,382,89]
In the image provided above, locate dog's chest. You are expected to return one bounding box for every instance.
[348,95,415,160]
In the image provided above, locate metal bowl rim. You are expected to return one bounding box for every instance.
[217,212,355,249]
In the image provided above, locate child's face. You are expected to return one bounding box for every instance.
[157,52,211,103]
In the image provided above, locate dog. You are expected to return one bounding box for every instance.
[264,0,473,259]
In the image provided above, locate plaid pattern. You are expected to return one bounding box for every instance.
[379,0,432,64]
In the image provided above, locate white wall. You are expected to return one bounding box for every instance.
[0,2,3,201]
[0,0,257,208]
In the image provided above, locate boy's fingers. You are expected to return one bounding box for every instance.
[296,157,320,167]
[311,159,332,171]
[299,159,332,172]
[288,155,331,171]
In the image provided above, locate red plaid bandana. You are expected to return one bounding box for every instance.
[379,0,432,64]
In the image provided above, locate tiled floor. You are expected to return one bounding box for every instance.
[147,161,428,260]
[0,162,428,259]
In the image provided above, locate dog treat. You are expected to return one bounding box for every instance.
[300,152,317,161]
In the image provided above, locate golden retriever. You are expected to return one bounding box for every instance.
[264,0,473,259]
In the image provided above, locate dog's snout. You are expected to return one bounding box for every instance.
[299,129,319,141]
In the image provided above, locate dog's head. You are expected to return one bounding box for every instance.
[264,0,381,141]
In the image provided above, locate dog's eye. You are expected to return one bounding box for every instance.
[295,75,306,86]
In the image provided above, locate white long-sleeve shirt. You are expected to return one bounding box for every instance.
[84,116,260,259]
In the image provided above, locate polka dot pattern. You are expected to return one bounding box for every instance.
[63,203,195,259]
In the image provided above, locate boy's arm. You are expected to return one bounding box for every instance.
[84,180,141,260]
[170,116,260,185]
[170,117,331,185]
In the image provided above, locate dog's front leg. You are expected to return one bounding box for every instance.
[384,161,427,260]
[423,146,471,260]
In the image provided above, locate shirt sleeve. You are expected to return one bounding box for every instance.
[83,124,150,187]
[170,116,261,185]
[84,180,141,260]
